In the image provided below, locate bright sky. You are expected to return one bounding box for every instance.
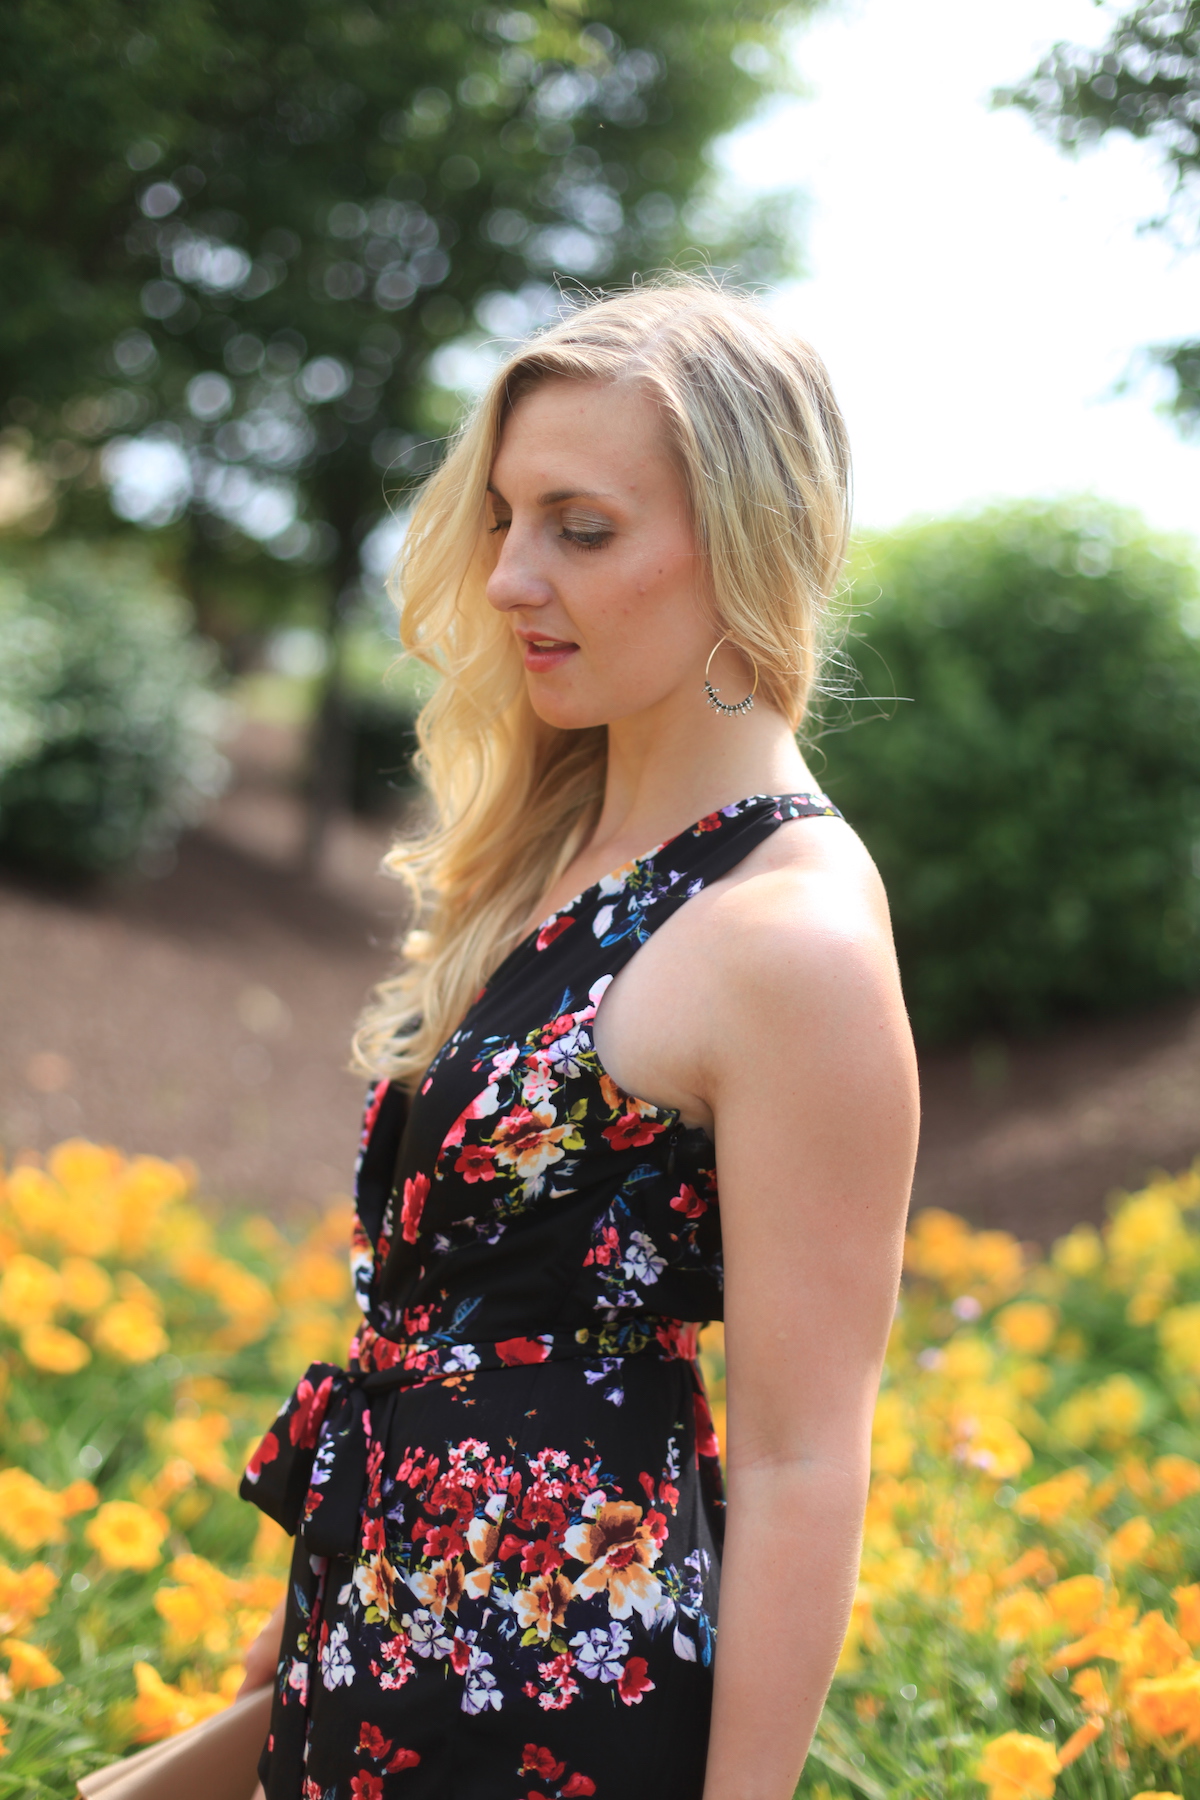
[718,0,1200,539]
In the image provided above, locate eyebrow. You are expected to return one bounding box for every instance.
[486,483,616,508]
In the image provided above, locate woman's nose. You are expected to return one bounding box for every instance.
[485,522,554,614]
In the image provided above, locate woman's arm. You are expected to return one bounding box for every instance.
[238,1595,286,1698]
[699,847,918,1800]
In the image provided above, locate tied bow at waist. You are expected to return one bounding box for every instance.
[238,1318,702,1560]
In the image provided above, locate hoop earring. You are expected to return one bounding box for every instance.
[703,637,759,717]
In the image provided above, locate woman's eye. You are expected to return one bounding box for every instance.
[560,519,612,551]
[488,516,511,535]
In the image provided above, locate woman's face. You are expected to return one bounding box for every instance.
[485,377,712,730]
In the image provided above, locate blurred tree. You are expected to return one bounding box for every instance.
[1002,0,1200,433]
[1,0,817,857]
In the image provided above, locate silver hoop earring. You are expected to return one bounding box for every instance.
[703,637,759,717]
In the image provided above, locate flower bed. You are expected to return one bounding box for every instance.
[1,1141,1199,1798]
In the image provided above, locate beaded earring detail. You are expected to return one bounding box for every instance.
[703,637,760,716]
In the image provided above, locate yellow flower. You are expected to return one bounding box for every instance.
[277,1249,350,1308]
[111,1156,191,1258]
[975,1730,1059,1800]
[85,1500,168,1571]
[60,1479,100,1517]
[162,1414,234,1489]
[1173,1583,1200,1648]
[1045,1575,1107,1636]
[1155,1455,1200,1507]
[3,1165,62,1243]
[0,1469,67,1550]
[1120,1610,1191,1681]
[1127,1659,1200,1751]
[0,1254,61,1329]
[45,1140,123,1256]
[155,1555,238,1652]
[1055,1374,1144,1450]
[1052,1223,1103,1277]
[994,1587,1053,1642]
[953,1569,993,1632]
[20,1322,91,1373]
[0,1560,57,1635]
[1159,1303,1200,1378]
[1106,1515,1155,1570]
[997,1547,1057,1591]
[58,1257,113,1315]
[956,1415,1032,1481]
[93,1298,168,1363]
[129,1660,229,1742]
[905,1208,975,1285]
[1109,1187,1194,1288]
[1056,1718,1104,1767]
[870,1390,915,1476]
[1130,1792,1182,1799]
[2,1636,62,1690]
[994,1301,1057,1356]
[1015,1467,1090,1524]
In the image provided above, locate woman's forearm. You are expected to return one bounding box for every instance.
[702,1456,869,1800]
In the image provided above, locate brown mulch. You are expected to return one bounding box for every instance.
[2,720,1198,1238]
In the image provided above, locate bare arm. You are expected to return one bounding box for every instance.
[698,853,918,1799]
[237,1595,286,1697]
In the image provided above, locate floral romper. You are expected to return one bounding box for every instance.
[241,792,838,1800]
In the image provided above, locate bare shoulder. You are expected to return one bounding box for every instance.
[698,813,896,986]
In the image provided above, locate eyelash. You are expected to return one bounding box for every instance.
[487,520,612,552]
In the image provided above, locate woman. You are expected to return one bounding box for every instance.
[239,280,918,1800]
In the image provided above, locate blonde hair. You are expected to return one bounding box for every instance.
[353,276,851,1086]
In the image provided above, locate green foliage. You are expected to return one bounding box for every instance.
[1001,1,1200,433]
[0,542,226,877]
[0,0,820,623]
[820,500,1200,1043]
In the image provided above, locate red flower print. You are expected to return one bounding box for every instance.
[350,1774,383,1800]
[244,1428,278,1481]
[670,1183,706,1220]
[602,1111,665,1151]
[289,1374,334,1449]
[449,1635,471,1674]
[385,1748,421,1771]
[521,1537,565,1575]
[400,1172,430,1244]
[496,1335,552,1366]
[361,1516,387,1554]
[521,1745,566,1780]
[361,1078,389,1144]
[424,1523,465,1559]
[357,1723,392,1759]
[694,812,723,831]
[694,1389,720,1460]
[536,915,574,952]
[454,1143,496,1183]
[562,1777,597,1797]
[617,1656,654,1705]
[542,1011,576,1041]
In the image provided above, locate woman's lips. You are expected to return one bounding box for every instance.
[520,636,578,673]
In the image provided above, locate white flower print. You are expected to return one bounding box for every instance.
[621,1229,667,1286]
[319,1621,354,1690]
[403,1608,452,1659]
[462,1651,502,1714]
[569,1621,632,1682]
[592,903,615,938]
[442,1343,481,1372]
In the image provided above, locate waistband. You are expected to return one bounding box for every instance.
[239,1316,702,1559]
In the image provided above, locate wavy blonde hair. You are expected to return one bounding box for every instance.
[353,277,851,1086]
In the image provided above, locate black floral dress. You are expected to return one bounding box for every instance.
[241,792,838,1800]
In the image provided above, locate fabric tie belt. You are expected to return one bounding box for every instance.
[238,1317,702,1560]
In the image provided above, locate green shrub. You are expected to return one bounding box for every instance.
[820,500,1200,1042]
[0,542,226,877]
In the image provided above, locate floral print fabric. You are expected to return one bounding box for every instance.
[242,793,839,1799]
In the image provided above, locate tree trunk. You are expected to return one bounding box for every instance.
[299,529,361,876]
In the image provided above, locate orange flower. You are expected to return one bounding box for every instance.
[0,1469,67,1551]
[130,1661,228,1742]
[565,1501,664,1625]
[20,1322,91,1373]
[1105,1515,1154,1569]
[997,1547,1057,1592]
[0,1560,57,1636]
[975,1730,1059,1800]
[995,1588,1053,1643]
[3,1637,62,1690]
[405,1557,466,1620]
[0,1254,61,1329]
[93,1298,168,1363]
[1045,1575,1107,1637]
[1056,1718,1103,1768]
[513,1571,573,1642]
[85,1500,168,1571]
[1015,1468,1090,1525]
[58,1255,113,1314]
[994,1301,1058,1356]
[1155,1455,1200,1508]
[1120,1610,1190,1681]
[1172,1583,1200,1648]
[1071,1667,1110,1715]
[1126,1660,1200,1752]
